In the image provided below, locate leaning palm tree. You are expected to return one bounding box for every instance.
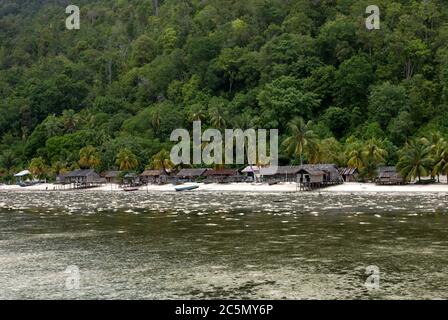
[116,148,139,171]
[282,117,317,165]
[397,139,433,182]
[79,146,101,169]
[148,149,174,172]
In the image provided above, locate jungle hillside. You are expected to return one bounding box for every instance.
[1,0,448,181]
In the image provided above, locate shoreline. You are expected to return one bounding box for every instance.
[1,182,448,193]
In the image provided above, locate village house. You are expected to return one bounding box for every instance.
[338,167,359,182]
[63,169,102,189]
[122,172,141,187]
[298,164,343,190]
[241,165,260,181]
[103,171,122,184]
[176,168,208,182]
[140,169,170,185]
[376,166,405,185]
[203,169,241,183]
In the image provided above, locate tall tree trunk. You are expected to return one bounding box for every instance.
[153,0,159,16]
[107,58,112,84]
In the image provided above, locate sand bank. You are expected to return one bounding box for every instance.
[1,182,448,193]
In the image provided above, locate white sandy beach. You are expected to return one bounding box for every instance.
[1,181,448,193]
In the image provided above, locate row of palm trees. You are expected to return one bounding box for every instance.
[282,117,448,183]
[282,117,388,179]
[397,133,448,183]
[27,147,174,179]
[17,117,448,183]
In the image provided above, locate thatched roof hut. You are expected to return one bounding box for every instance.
[140,169,170,184]
[338,167,358,182]
[103,170,122,183]
[64,169,101,188]
[377,166,404,185]
[176,168,208,181]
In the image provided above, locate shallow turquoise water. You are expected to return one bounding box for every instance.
[0,191,447,299]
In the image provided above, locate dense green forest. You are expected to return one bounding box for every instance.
[1,0,448,182]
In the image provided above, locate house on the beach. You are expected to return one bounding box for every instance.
[338,167,359,182]
[14,170,32,185]
[103,171,122,184]
[176,168,208,182]
[122,172,141,187]
[376,166,405,185]
[63,169,102,189]
[297,164,343,190]
[140,169,170,184]
[204,169,241,183]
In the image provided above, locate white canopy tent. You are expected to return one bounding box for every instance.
[14,170,31,177]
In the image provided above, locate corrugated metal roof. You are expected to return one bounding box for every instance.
[339,167,358,175]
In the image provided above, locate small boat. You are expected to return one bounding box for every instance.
[175,185,199,192]
[124,187,139,192]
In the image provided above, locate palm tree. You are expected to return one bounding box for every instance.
[79,146,101,169]
[43,115,63,137]
[397,139,433,182]
[29,157,46,180]
[347,145,365,170]
[148,149,174,172]
[422,132,444,180]
[363,139,387,164]
[61,109,78,133]
[51,161,69,176]
[0,150,16,173]
[362,139,387,180]
[116,148,139,171]
[433,140,448,184]
[282,117,317,165]
[188,105,205,122]
[209,106,227,130]
[151,108,161,134]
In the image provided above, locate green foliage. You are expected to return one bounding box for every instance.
[116,148,139,171]
[1,0,448,174]
[397,139,433,182]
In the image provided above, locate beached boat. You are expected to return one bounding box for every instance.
[124,187,139,192]
[175,185,199,192]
